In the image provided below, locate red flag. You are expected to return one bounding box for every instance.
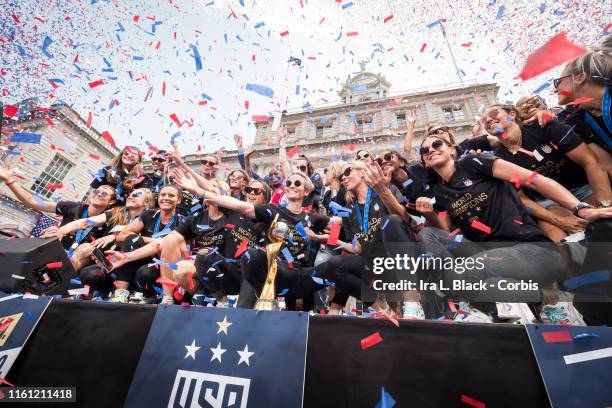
[517,33,586,80]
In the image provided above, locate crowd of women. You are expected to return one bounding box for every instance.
[1,39,611,325]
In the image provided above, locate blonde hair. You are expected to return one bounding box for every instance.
[107,187,154,226]
[226,169,250,186]
[340,161,365,204]
[561,44,612,86]
[287,171,314,193]
[326,162,344,179]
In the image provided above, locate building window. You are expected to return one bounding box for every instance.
[31,154,73,199]
[442,105,465,121]
[396,113,407,128]
[358,118,373,134]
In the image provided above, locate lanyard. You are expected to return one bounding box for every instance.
[155,177,164,192]
[153,212,176,235]
[354,188,372,233]
[583,87,612,148]
[74,207,94,245]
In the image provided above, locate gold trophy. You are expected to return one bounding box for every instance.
[254,215,289,310]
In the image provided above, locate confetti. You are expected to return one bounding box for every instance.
[88,79,104,88]
[3,105,18,118]
[234,239,249,258]
[419,43,427,53]
[517,33,587,80]
[360,331,383,349]
[46,261,63,269]
[375,386,396,408]
[245,83,275,98]
[383,15,393,23]
[287,146,300,158]
[10,133,42,144]
[470,220,491,234]
[460,394,485,408]
[101,131,116,147]
[542,331,572,343]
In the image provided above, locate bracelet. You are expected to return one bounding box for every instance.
[5,179,16,187]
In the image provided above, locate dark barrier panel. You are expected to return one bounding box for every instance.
[6,301,549,407]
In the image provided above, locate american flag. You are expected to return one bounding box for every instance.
[30,213,59,237]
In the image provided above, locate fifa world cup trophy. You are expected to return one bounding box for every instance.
[254,214,289,310]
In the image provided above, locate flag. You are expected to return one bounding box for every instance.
[525,324,612,408]
[0,294,52,379]
[30,213,59,237]
[288,56,302,66]
[124,306,309,408]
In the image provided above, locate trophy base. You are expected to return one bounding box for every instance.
[254,299,279,311]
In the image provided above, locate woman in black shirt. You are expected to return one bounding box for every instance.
[416,134,612,305]
[480,104,611,241]
[90,145,148,206]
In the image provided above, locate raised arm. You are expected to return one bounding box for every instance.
[491,158,612,222]
[117,218,146,243]
[402,109,417,160]
[204,195,256,219]
[362,161,410,224]
[0,166,57,213]
[277,126,293,176]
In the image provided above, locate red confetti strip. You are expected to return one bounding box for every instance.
[461,42,473,47]
[46,261,63,269]
[0,377,15,387]
[438,210,448,219]
[448,300,457,313]
[86,111,92,127]
[101,131,116,147]
[234,239,249,258]
[88,79,105,88]
[526,171,538,185]
[420,43,427,52]
[188,270,195,290]
[169,113,182,128]
[225,223,235,230]
[514,219,524,225]
[360,332,383,350]
[162,81,166,96]
[252,115,270,123]
[73,53,79,63]
[133,15,140,22]
[46,184,63,189]
[280,31,289,37]
[509,173,521,189]
[346,31,358,36]
[517,33,587,80]
[89,153,100,160]
[383,15,393,23]
[449,228,461,238]
[3,105,18,118]
[542,331,572,343]
[570,97,594,105]
[11,14,20,23]
[558,90,573,97]
[45,117,55,127]
[244,100,249,110]
[470,220,491,234]
[287,146,300,159]
[461,394,485,408]
[327,223,341,245]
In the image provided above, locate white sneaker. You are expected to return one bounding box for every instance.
[129,292,154,304]
[541,302,586,326]
[496,303,537,324]
[402,302,425,320]
[161,295,174,305]
[110,288,130,303]
[454,302,493,323]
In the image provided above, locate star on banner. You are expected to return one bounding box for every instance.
[217,316,232,335]
[210,341,226,363]
[237,345,255,366]
[184,339,201,360]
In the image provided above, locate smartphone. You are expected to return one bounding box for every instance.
[92,247,114,273]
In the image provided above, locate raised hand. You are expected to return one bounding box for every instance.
[363,161,391,193]
[523,109,557,127]
[172,168,200,194]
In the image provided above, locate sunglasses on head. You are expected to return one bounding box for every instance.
[92,189,110,198]
[201,159,217,167]
[357,152,370,160]
[429,127,449,136]
[244,186,263,195]
[285,179,303,188]
[420,139,446,157]
[230,174,246,181]
[553,75,571,89]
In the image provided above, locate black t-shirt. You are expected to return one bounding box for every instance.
[174,208,227,250]
[341,193,388,247]
[222,210,266,259]
[494,122,587,201]
[430,153,550,242]
[254,204,328,267]
[138,209,186,238]
[457,136,492,156]
[558,95,612,151]
[55,201,109,249]
[91,165,148,206]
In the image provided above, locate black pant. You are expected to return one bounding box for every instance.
[112,234,159,294]
[195,251,241,299]
[240,248,325,300]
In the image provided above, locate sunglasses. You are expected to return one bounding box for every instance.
[383,152,397,162]
[201,159,218,167]
[229,174,246,181]
[285,179,303,188]
[517,96,545,110]
[298,165,308,172]
[357,152,370,160]
[553,75,571,89]
[339,167,357,182]
[152,157,166,163]
[429,127,449,136]
[420,139,446,157]
[244,186,264,195]
[128,191,143,198]
[92,189,110,198]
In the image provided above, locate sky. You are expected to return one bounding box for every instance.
[1,0,610,155]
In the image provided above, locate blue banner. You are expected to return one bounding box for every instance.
[525,324,612,408]
[0,294,52,379]
[124,306,309,408]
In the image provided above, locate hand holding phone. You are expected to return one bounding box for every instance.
[92,247,114,273]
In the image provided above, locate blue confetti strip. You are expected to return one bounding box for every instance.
[189,44,202,71]
[245,83,275,98]
[495,5,505,20]
[281,247,294,263]
[563,270,610,291]
[10,133,42,144]
[41,36,54,58]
